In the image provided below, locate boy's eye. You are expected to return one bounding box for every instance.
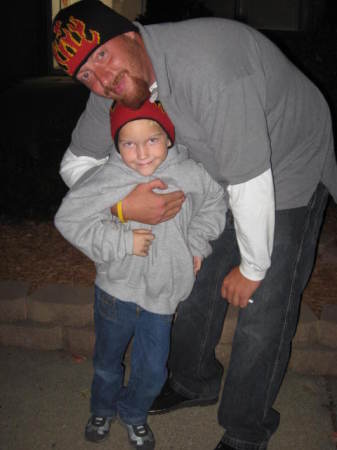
[121,141,134,148]
[149,137,159,144]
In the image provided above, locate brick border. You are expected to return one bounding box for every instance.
[1,281,336,374]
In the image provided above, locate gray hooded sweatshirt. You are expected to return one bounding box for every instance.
[55,145,226,314]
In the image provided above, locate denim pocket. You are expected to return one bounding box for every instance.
[158,313,174,324]
[96,289,117,322]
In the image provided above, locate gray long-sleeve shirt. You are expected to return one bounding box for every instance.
[55,145,226,314]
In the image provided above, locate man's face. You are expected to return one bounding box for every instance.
[118,119,170,176]
[76,32,153,109]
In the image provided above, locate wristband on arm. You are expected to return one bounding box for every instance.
[117,200,127,223]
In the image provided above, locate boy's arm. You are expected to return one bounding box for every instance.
[187,167,227,258]
[54,164,139,263]
[55,204,134,264]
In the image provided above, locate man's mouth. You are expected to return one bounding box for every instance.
[112,71,127,95]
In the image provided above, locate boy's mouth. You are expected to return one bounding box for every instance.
[137,159,154,166]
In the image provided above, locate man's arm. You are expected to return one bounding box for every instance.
[116,180,185,225]
[60,148,109,187]
[222,168,275,308]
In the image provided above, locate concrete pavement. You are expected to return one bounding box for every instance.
[0,346,336,450]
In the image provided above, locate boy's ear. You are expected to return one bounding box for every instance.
[167,138,172,147]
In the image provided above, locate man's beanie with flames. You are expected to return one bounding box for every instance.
[52,0,138,77]
[110,100,176,152]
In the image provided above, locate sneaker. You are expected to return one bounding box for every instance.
[84,415,114,442]
[123,422,155,449]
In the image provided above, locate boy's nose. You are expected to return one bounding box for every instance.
[137,145,148,159]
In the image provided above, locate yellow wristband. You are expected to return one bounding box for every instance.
[117,200,126,223]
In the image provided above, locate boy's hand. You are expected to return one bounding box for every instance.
[133,229,155,256]
[112,179,185,225]
[193,256,203,275]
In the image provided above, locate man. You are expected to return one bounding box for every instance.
[52,1,337,449]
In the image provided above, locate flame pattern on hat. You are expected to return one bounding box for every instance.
[52,16,101,76]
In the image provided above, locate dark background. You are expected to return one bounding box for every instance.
[1,0,336,221]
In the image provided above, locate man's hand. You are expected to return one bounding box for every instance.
[112,179,185,225]
[221,266,261,308]
[193,256,202,275]
[133,229,155,256]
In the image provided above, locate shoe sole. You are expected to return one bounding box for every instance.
[84,433,109,443]
[148,397,218,415]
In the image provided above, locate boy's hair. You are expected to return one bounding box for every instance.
[110,100,175,151]
[52,0,138,77]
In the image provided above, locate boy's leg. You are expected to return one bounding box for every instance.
[118,309,173,426]
[87,287,137,441]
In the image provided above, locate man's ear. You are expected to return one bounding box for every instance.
[124,31,138,40]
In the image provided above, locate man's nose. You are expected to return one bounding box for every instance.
[95,67,111,87]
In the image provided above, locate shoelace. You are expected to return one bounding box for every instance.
[134,425,147,436]
[92,416,105,426]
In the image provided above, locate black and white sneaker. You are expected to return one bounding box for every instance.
[123,422,155,449]
[84,415,114,442]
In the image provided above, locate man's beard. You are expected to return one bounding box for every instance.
[104,74,150,109]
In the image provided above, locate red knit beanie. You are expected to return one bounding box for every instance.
[110,100,175,151]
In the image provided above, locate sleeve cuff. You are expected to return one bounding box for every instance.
[125,229,134,255]
[239,262,267,281]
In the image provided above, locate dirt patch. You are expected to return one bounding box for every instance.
[0,222,95,292]
[1,202,337,318]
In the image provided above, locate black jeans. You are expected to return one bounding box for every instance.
[169,183,329,449]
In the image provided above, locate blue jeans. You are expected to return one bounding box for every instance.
[169,183,329,449]
[91,286,173,425]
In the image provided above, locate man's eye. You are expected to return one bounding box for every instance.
[80,71,90,81]
[97,50,106,59]
[149,137,159,144]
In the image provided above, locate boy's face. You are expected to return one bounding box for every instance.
[118,119,171,176]
[76,32,153,109]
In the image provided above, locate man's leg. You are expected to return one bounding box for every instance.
[150,184,329,449]
[170,212,240,399]
[217,184,329,449]
[149,210,240,415]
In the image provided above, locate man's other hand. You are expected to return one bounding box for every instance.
[221,266,261,308]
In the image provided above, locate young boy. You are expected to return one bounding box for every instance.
[54,100,226,449]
